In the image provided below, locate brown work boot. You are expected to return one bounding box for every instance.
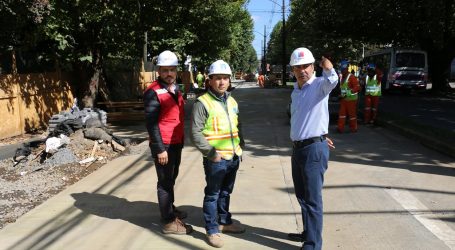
[162,218,193,235]
[219,223,245,234]
[207,233,224,248]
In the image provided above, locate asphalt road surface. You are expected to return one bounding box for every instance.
[373,91,455,133]
[233,82,455,250]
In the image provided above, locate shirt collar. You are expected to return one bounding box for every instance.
[294,73,316,90]
[158,78,179,93]
[208,88,229,101]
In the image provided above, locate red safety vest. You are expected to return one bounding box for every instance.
[146,81,184,144]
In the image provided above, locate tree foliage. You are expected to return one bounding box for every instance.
[0,0,51,50]
[143,0,255,72]
[266,21,283,65]
[0,0,257,104]
[268,0,455,89]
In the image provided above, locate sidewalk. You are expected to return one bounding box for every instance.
[0,83,453,250]
[0,105,303,250]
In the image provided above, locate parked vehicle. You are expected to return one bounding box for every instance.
[363,48,429,92]
[267,64,291,86]
[448,58,455,87]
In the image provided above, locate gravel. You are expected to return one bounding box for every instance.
[42,148,79,167]
[0,130,148,230]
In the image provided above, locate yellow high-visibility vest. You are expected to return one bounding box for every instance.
[198,93,243,160]
[365,75,381,96]
[340,74,358,100]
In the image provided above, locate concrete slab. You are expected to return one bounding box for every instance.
[0,82,454,250]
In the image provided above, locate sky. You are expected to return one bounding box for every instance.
[246,0,291,59]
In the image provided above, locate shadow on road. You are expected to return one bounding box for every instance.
[71,192,298,249]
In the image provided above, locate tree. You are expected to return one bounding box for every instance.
[282,0,455,90]
[273,0,363,64]
[225,1,255,73]
[244,45,258,73]
[143,0,256,71]
[41,0,144,107]
[0,0,51,50]
[2,0,257,106]
[266,21,283,65]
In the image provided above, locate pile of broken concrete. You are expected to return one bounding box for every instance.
[8,107,129,175]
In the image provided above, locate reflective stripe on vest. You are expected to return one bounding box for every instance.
[340,74,358,100]
[365,75,381,96]
[198,93,242,160]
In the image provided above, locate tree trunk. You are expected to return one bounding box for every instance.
[422,0,455,93]
[82,70,99,108]
[81,47,109,107]
[426,47,455,93]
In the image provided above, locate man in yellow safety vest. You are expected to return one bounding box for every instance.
[190,59,245,248]
[364,64,382,124]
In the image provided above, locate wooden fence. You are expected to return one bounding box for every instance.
[0,69,196,139]
[0,72,75,140]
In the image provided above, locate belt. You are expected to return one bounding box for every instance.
[293,135,326,148]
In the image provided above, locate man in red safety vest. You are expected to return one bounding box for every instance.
[144,50,192,235]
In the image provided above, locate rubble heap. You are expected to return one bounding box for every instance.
[10,104,126,174]
[48,107,107,134]
[0,104,148,229]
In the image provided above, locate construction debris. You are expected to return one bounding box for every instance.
[90,141,99,158]
[0,99,149,231]
[79,157,96,165]
[111,140,126,152]
[83,128,112,142]
[45,134,70,153]
[48,107,107,134]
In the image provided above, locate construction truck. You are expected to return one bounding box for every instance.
[265,64,291,87]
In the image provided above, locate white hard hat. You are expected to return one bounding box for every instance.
[208,60,232,76]
[156,50,179,66]
[289,47,315,66]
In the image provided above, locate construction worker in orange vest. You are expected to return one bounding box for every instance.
[364,64,382,124]
[337,62,361,133]
[257,72,265,88]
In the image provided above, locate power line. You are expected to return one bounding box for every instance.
[268,1,276,32]
[249,10,291,13]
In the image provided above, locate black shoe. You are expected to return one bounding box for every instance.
[288,232,304,242]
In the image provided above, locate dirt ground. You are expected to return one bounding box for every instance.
[0,130,148,230]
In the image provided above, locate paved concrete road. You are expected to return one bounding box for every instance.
[0,82,454,250]
[380,92,455,133]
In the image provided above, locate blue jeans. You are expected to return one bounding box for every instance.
[203,155,240,235]
[292,141,329,250]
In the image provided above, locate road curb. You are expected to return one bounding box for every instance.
[376,118,455,159]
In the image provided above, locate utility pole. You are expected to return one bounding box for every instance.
[281,0,286,86]
[261,40,264,74]
[263,25,267,75]
[143,32,148,68]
